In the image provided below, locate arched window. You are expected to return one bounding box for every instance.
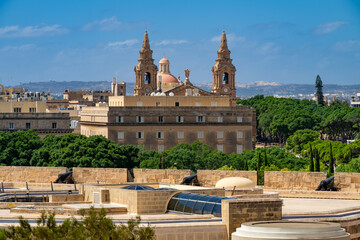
[144,72,151,84]
[222,72,229,84]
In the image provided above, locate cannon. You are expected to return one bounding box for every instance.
[315,176,337,191]
[54,171,74,184]
[181,174,199,186]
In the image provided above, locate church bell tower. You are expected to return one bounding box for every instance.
[134,31,158,95]
[211,30,236,97]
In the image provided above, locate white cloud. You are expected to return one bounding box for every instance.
[211,33,245,43]
[255,42,280,55]
[0,24,68,38]
[107,39,139,48]
[82,16,144,31]
[314,21,349,35]
[0,44,37,51]
[333,40,360,52]
[156,40,188,46]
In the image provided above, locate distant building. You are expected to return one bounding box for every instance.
[0,101,46,113]
[0,86,72,136]
[0,112,72,137]
[80,31,256,154]
[0,84,51,102]
[350,93,360,108]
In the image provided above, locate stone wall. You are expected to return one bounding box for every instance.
[197,170,257,187]
[335,172,360,192]
[82,185,176,214]
[49,194,84,202]
[155,223,227,240]
[133,169,191,184]
[0,166,68,183]
[222,198,282,239]
[135,190,176,214]
[72,167,128,184]
[264,171,327,190]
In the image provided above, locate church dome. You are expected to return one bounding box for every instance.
[160,73,179,83]
[159,58,169,63]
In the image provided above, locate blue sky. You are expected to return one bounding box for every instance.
[0,0,359,86]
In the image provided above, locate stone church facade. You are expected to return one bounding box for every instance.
[80,31,256,154]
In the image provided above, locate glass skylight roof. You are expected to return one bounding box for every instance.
[167,192,230,217]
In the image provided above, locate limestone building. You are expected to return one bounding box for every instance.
[0,112,72,137]
[80,31,256,154]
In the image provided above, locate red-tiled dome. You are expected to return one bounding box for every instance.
[159,58,169,63]
[161,73,179,83]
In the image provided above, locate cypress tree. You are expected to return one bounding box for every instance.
[309,143,314,172]
[328,142,334,175]
[315,75,325,106]
[257,151,262,171]
[314,148,320,172]
[264,150,268,167]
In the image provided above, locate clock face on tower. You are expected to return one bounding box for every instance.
[223,87,228,93]
[145,87,151,93]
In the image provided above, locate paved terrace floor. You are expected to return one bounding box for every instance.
[1,198,360,222]
[282,198,360,215]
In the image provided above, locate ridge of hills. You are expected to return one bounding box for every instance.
[6,80,360,99]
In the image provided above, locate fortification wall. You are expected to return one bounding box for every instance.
[197,170,257,187]
[335,172,360,192]
[0,166,68,183]
[264,171,327,190]
[133,169,191,184]
[72,167,128,184]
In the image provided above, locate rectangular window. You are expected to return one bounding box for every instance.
[156,131,164,139]
[211,101,217,107]
[137,102,143,106]
[175,102,180,107]
[52,123,57,129]
[158,116,164,123]
[136,116,144,123]
[237,144,243,154]
[237,131,243,139]
[178,131,184,139]
[26,123,31,129]
[195,102,200,107]
[176,116,184,123]
[13,108,21,113]
[158,145,164,152]
[156,102,160,107]
[217,131,223,139]
[217,144,223,152]
[198,131,204,139]
[29,108,36,113]
[9,123,14,129]
[218,116,223,122]
[136,131,144,139]
[116,116,124,123]
[237,116,243,123]
[196,116,205,122]
[118,131,124,139]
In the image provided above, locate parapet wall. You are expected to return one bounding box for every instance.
[0,166,68,183]
[197,170,257,187]
[264,171,327,190]
[222,198,282,239]
[133,169,191,184]
[72,167,128,184]
[335,172,360,192]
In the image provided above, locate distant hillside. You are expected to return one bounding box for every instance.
[8,80,360,99]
